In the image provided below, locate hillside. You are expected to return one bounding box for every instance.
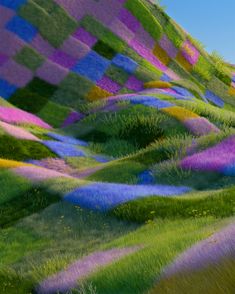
[0,0,235,293]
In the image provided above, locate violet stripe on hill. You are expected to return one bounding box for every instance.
[163,222,235,277]
[36,247,139,294]
[181,135,235,172]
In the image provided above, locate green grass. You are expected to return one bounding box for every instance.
[0,187,60,228]
[14,47,44,71]
[87,161,145,183]
[19,0,77,47]
[0,135,56,161]
[111,186,235,223]
[0,202,137,290]
[83,218,226,294]
[151,258,235,294]
[0,170,31,205]
[125,0,162,41]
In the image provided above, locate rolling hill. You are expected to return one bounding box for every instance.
[0,0,234,293]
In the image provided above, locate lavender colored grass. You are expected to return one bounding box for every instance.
[64,182,191,212]
[13,165,71,182]
[73,27,97,47]
[61,37,90,59]
[181,135,235,172]
[49,50,77,69]
[47,132,88,146]
[0,29,25,56]
[97,76,121,94]
[129,39,166,71]
[0,6,14,28]
[163,222,235,277]
[62,111,85,128]
[110,18,135,43]
[0,121,41,141]
[0,53,8,66]
[184,118,220,136]
[159,34,178,59]
[0,106,51,128]
[133,24,155,50]
[28,158,77,176]
[31,34,55,57]
[37,247,139,294]
[118,8,140,33]
[125,76,143,91]
[36,60,68,85]
[43,141,86,158]
[0,59,32,87]
[172,86,194,97]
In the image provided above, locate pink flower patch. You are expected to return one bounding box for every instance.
[13,165,72,182]
[0,106,52,129]
[0,121,41,141]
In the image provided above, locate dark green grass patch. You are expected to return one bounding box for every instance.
[111,186,235,223]
[0,135,56,161]
[51,73,93,108]
[93,41,116,60]
[27,78,57,98]
[0,170,31,205]
[19,0,77,47]
[105,65,129,85]
[88,161,146,183]
[14,47,44,71]
[80,16,126,53]
[125,0,162,41]
[0,187,60,228]
[37,101,71,128]
[0,269,34,294]
[10,88,49,114]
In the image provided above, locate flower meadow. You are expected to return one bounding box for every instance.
[0,0,235,293]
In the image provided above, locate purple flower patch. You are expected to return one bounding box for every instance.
[36,60,68,85]
[0,53,8,66]
[49,50,77,69]
[64,182,191,212]
[159,34,178,59]
[0,59,33,87]
[125,76,143,91]
[73,27,97,47]
[97,76,121,94]
[181,135,235,172]
[31,34,55,57]
[61,36,90,59]
[62,111,85,128]
[184,118,220,136]
[163,222,235,277]
[37,247,138,294]
[110,18,135,43]
[42,141,86,158]
[118,8,140,33]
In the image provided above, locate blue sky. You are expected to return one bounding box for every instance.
[160,0,235,62]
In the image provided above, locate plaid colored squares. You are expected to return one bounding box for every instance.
[6,16,38,42]
[72,51,110,82]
